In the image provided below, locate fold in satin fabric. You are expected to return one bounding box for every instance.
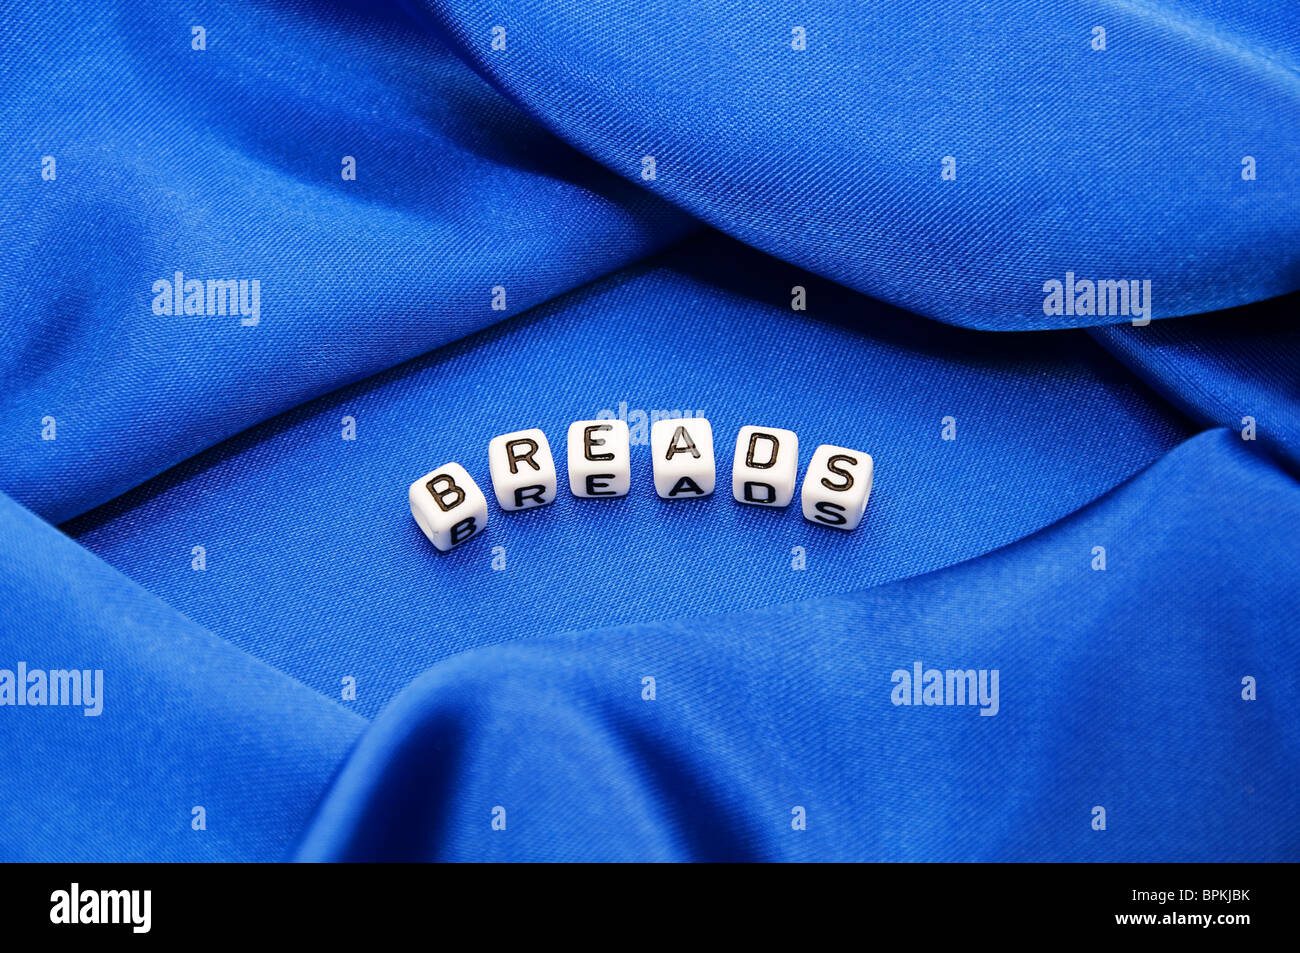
[0,490,366,862]
[414,0,1300,328]
[295,431,1299,862]
[65,234,1194,720]
[1090,302,1300,473]
[0,0,693,524]
[0,0,1296,862]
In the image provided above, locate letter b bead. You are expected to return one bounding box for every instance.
[409,462,488,551]
[801,444,873,530]
[568,419,631,497]
[488,428,556,510]
[733,425,798,507]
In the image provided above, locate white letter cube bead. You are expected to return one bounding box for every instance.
[732,425,798,507]
[567,419,631,497]
[488,428,556,511]
[651,417,715,499]
[409,462,488,551]
[801,444,873,530]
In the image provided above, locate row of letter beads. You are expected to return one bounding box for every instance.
[409,418,873,551]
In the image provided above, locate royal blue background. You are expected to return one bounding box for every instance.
[0,0,1296,861]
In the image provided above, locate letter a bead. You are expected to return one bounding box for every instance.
[651,417,715,499]
[409,462,488,551]
[488,428,557,511]
[732,425,798,507]
[801,445,873,530]
[568,419,631,497]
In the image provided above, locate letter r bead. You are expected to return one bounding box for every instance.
[409,462,488,551]
[488,428,557,511]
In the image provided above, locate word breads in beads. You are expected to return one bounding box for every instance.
[409,418,873,552]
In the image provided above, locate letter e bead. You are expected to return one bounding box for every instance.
[409,462,488,551]
[801,445,872,530]
[733,425,798,507]
[651,417,715,499]
[568,419,630,498]
[489,428,556,510]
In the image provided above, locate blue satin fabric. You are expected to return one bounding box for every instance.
[0,0,1296,861]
